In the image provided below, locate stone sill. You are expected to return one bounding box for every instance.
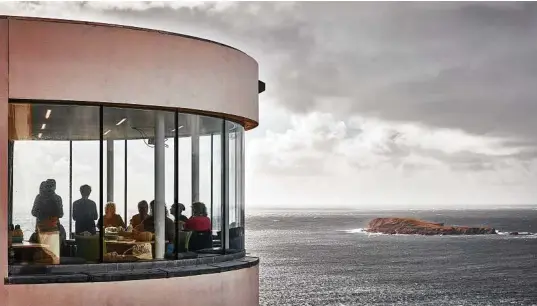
[5,252,258,285]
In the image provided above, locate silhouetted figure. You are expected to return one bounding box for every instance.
[130,200,149,229]
[170,203,189,223]
[31,179,63,230]
[139,200,175,242]
[72,184,98,235]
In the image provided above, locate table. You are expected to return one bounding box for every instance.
[12,241,53,264]
[12,241,49,249]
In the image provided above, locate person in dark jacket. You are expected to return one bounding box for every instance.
[170,203,189,223]
[72,184,98,235]
[31,179,63,231]
[139,200,175,242]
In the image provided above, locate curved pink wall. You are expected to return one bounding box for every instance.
[4,266,259,306]
[8,17,259,129]
[0,17,9,287]
[0,16,261,306]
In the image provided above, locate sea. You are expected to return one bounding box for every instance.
[245,208,537,306]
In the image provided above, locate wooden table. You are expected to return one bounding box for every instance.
[12,241,52,264]
[12,241,49,249]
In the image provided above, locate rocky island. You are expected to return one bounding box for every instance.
[367,217,496,235]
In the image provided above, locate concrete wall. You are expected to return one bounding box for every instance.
[0,18,9,304]
[4,266,259,306]
[0,16,261,306]
[8,17,259,129]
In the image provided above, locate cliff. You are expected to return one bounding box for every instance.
[366,217,496,235]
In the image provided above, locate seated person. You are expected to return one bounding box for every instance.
[137,200,175,242]
[29,225,39,243]
[130,200,149,229]
[72,184,98,235]
[185,202,212,251]
[184,202,211,232]
[170,203,189,223]
[97,202,125,229]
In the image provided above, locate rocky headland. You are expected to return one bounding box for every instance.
[367,217,496,235]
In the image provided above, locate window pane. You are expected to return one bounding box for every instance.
[177,114,223,255]
[9,103,99,265]
[227,121,245,251]
[102,107,174,262]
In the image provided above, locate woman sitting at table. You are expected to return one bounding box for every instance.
[184,202,211,232]
[97,202,125,229]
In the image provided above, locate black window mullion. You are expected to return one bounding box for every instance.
[221,120,227,255]
[124,139,127,227]
[99,106,104,263]
[174,111,179,259]
[210,133,214,225]
[69,141,73,239]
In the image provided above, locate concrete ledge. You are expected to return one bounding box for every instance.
[5,253,257,285]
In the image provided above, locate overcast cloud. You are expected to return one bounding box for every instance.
[3,1,537,211]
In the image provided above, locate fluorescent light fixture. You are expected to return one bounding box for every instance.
[37,133,42,139]
[171,125,184,132]
[116,118,127,126]
[104,130,111,136]
[41,123,46,130]
[45,109,51,119]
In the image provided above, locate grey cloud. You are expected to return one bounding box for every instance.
[6,2,537,160]
[15,1,537,146]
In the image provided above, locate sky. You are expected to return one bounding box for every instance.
[3,1,537,213]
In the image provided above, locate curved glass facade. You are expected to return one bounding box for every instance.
[7,101,245,265]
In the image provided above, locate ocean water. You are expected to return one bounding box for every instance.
[245,209,537,306]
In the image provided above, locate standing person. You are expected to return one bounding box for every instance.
[31,179,64,231]
[72,184,98,235]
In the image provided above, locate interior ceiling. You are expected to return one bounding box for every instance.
[18,103,238,141]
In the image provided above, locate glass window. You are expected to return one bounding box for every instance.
[176,114,223,255]
[101,107,174,262]
[9,103,100,265]
[227,121,245,251]
[8,102,247,265]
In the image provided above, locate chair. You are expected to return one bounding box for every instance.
[37,231,60,265]
[177,231,192,252]
[188,231,212,252]
[75,235,103,263]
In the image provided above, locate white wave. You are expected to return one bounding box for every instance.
[343,228,367,234]
[340,228,388,236]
